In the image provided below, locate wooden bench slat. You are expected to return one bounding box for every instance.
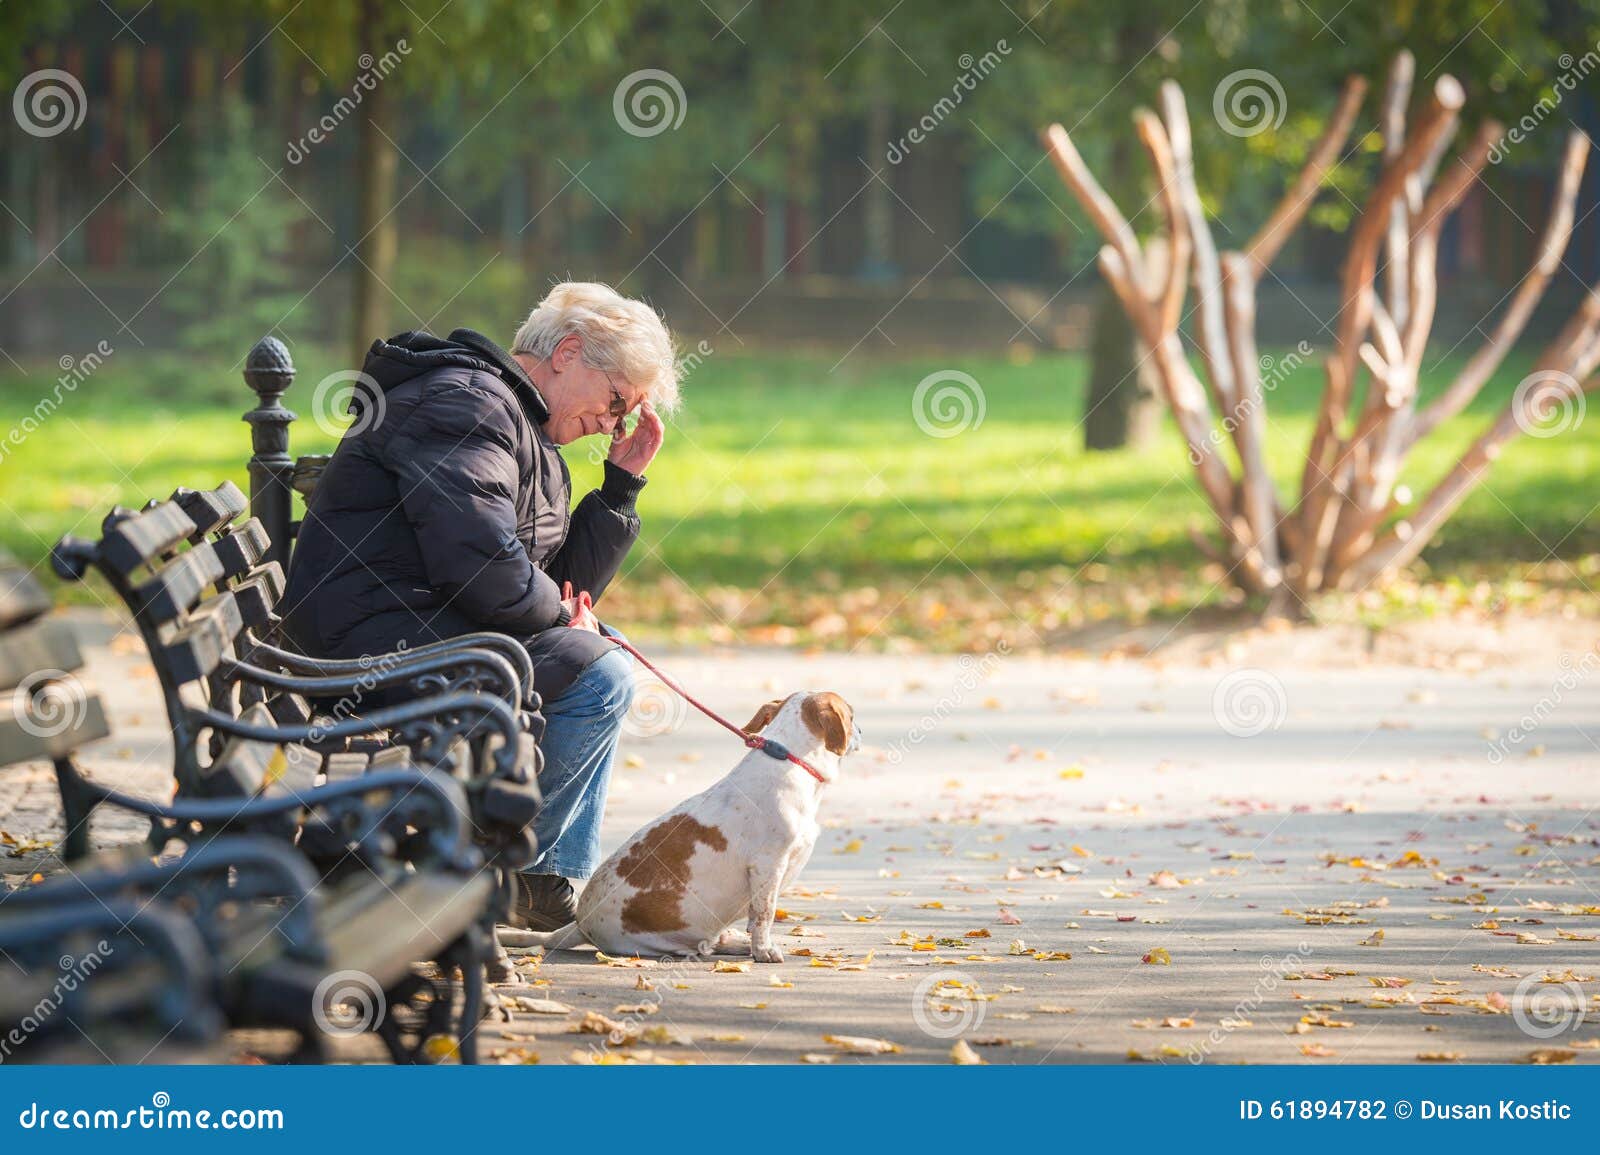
[99,503,197,575]
[369,744,412,770]
[230,563,285,631]
[170,483,247,540]
[0,619,88,691]
[0,563,52,631]
[0,694,109,765]
[203,705,323,799]
[271,742,322,797]
[200,704,277,797]
[211,518,270,579]
[159,592,242,684]
[319,870,492,989]
[136,543,226,623]
[321,751,369,779]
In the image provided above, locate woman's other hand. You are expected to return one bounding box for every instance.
[561,582,601,632]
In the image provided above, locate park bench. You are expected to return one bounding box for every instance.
[1,550,224,1059]
[2,539,501,1061]
[165,479,540,737]
[48,489,543,877]
[2,831,494,1063]
[1,549,112,861]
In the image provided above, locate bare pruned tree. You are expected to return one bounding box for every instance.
[1042,52,1597,612]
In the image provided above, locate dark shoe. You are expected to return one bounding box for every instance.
[509,873,577,932]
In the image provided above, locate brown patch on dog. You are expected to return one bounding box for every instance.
[800,692,853,755]
[617,814,729,934]
[742,697,787,735]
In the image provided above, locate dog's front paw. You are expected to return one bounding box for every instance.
[752,944,784,964]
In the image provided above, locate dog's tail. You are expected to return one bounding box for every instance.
[498,922,587,952]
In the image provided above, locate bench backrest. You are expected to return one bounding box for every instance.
[0,551,110,771]
[50,485,303,798]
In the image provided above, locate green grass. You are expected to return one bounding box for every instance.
[1,343,1596,632]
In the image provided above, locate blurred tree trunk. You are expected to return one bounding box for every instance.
[861,92,895,278]
[350,0,397,366]
[1080,11,1160,452]
[1082,277,1158,450]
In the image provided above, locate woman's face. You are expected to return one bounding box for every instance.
[535,334,642,445]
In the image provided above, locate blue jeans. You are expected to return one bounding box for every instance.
[520,637,634,880]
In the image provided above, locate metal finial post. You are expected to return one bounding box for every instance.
[242,336,297,571]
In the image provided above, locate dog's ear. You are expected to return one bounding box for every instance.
[742,698,786,734]
[801,692,854,755]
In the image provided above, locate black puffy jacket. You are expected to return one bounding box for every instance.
[281,328,643,698]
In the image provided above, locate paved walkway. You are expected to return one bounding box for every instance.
[6,613,1599,1064]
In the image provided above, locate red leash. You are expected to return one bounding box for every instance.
[604,632,829,786]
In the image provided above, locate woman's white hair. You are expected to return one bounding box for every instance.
[510,281,681,412]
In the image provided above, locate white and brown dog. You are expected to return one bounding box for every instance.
[533,691,858,962]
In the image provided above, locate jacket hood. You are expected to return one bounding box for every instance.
[359,328,550,422]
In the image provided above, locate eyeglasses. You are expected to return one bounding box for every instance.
[603,371,632,420]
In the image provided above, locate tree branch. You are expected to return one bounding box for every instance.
[1245,75,1369,275]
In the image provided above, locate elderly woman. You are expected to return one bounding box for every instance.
[282,282,678,931]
